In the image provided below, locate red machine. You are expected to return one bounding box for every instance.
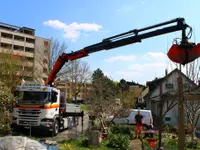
[46,18,199,86]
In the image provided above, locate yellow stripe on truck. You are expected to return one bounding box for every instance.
[13,104,60,109]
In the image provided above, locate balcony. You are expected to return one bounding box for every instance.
[23,71,33,77]
[25,38,35,48]
[25,42,34,48]
[14,35,25,42]
[12,50,34,58]
[16,70,33,77]
[23,61,33,67]
[1,37,13,44]
[13,40,25,47]
[0,28,35,39]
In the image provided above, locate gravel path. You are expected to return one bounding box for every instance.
[130,139,142,150]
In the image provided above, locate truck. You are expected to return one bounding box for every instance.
[12,17,195,135]
[108,109,154,129]
[12,83,81,136]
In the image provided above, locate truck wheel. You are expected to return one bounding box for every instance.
[52,120,59,136]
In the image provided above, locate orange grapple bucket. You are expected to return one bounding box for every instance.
[167,43,200,65]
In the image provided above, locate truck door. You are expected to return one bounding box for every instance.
[51,91,59,115]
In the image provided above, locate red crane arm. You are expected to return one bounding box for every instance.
[46,18,193,86]
[47,49,88,85]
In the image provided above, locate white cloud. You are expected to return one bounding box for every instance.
[116,70,142,77]
[129,62,168,73]
[142,52,167,62]
[104,55,136,62]
[43,20,66,29]
[43,20,102,41]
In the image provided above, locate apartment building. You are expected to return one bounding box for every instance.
[0,22,50,82]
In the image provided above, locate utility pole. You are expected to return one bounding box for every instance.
[158,84,163,148]
[178,76,185,150]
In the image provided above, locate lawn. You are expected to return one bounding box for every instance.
[58,137,112,150]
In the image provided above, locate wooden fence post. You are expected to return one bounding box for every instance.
[178,76,185,150]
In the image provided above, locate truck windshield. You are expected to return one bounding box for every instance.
[16,91,51,103]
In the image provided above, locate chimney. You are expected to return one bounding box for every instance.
[165,69,168,76]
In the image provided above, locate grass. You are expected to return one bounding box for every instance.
[80,104,89,112]
[58,137,112,150]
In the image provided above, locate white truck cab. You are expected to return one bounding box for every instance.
[12,83,81,136]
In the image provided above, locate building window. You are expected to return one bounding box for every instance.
[183,83,189,89]
[1,43,12,49]
[26,38,35,44]
[25,47,34,53]
[14,35,24,41]
[23,76,33,81]
[43,68,48,73]
[44,41,48,46]
[24,66,33,72]
[14,45,24,51]
[165,83,174,89]
[43,59,48,64]
[24,57,34,62]
[1,32,13,39]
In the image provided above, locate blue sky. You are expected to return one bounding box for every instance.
[1,0,200,84]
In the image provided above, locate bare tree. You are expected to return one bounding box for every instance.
[184,100,200,140]
[186,59,200,84]
[183,58,200,141]
[63,60,91,101]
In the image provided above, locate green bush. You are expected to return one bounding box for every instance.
[185,140,198,149]
[110,125,134,139]
[107,133,130,150]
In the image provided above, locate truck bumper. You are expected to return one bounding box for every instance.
[11,123,53,132]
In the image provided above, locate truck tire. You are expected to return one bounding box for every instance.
[52,119,59,136]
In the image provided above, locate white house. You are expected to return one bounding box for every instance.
[143,68,200,127]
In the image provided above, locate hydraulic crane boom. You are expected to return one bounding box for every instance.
[46,18,191,86]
